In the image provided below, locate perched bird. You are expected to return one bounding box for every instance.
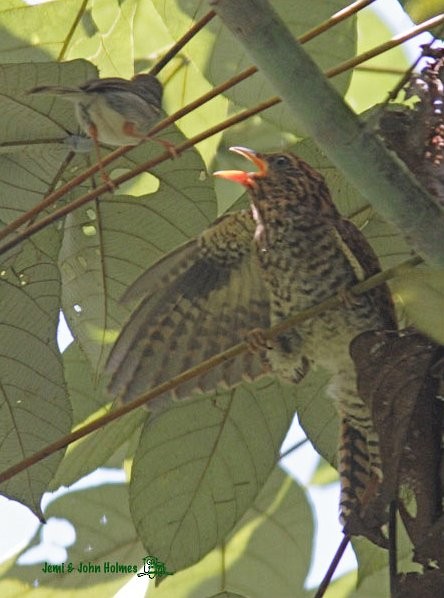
[29,74,163,146]
[106,146,396,529]
[29,74,164,179]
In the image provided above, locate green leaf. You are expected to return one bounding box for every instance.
[293,369,340,466]
[58,125,216,373]
[392,269,444,344]
[345,8,411,114]
[399,0,444,23]
[1,483,145,597]
[48,404,145,492]
[0,191,70,517]
[0,1,88,63]
[321,570,357,597]
[130,377,297,571]
[66,0,137,78]
[310,457,338,486]
[149,468,313,598]
[62,342,109,427]
[47,342,147,490]
[0,264,71,518]
[153,0,357,133]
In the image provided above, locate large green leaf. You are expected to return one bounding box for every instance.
[48,341,146,491]
[0,1,87,63]
[392,269,444,344]
[0,63,81,517]
[66,0,138,78]
[130,377,297,571]
[153,0,357,133]
[62,341,109,427]
[0,60,97,193]
[1,483,144,597]
[149,467,313,598]
[58,131,216,373]
[0,252,70,518]
[345,8,411,114]
[398,0,444,23]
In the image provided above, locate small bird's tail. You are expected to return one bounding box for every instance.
[27,85,81,99]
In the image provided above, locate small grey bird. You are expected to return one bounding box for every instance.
[29,74,163,147]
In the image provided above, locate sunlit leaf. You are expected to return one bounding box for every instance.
[1,483,144,596]
[149,468,313,598]
[0,1,87,63]
[393,269,444,344]
[399,0,444,24]
[0,181,70,518]
[130,378,297,571]
[153,0,356,133]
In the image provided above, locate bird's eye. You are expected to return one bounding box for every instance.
[274,155,289,168]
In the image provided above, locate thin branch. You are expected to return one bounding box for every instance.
[299,0,377,44]
[211,1,444,267]
[326,15,444,78]
[0,254,422,484]
[313,535,351,598]
[279,439,308,460]
[149,11,217,76]
[58,0,88,62]
[355,65,410,75]
[389,500,398,597]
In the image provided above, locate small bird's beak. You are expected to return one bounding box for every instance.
[213,146,268,188]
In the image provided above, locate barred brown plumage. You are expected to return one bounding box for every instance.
[107,146,397,529]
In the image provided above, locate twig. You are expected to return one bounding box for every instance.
[325,15,444,78]
[313,535,351,598]
[299,0,377,44]
[149,11,216,76]
[389,500,398,597]
[279,439,308,460]
[0,254,423,484]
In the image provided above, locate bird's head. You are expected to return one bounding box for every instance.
[214,147,338,222]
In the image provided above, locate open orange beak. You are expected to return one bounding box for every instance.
[213,146,268,188]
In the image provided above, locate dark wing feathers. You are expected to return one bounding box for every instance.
[106,212,270,408]
[335,218,397,329]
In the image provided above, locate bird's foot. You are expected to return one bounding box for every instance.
[150,136,178,159]
[245,328,274,352]
[88,124,116,192]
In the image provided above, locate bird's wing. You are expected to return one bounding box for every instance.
[333,218,397,329]
[106,210,271,407]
